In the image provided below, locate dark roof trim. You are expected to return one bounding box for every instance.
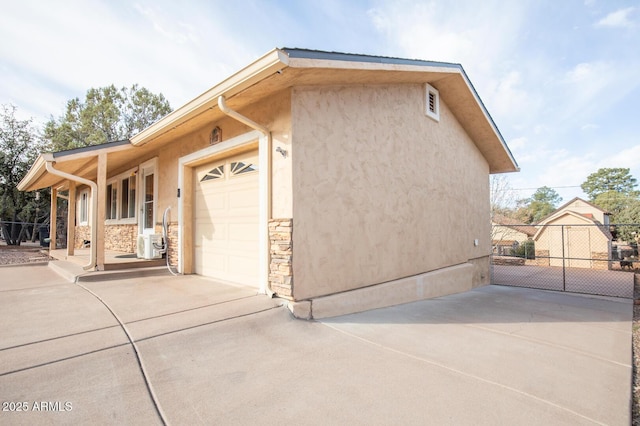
[52,139,131,158]
[282,48,461,69]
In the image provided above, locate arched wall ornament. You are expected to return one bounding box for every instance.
[209,126,222,145]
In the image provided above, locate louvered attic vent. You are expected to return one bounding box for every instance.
[425,83,440,122]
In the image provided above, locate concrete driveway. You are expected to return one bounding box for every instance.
[0,263,632,425]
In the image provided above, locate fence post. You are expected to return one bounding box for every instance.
[561,225,566,291]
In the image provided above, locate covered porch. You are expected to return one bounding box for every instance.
[17,138,170,273]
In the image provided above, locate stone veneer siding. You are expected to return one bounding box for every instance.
[75,224,137,253]
[269,218,293,298]
[74,226,91,248]
[166,222,178,267]
[105,224,137,252]
[591,251,610,270]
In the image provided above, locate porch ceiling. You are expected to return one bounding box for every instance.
[18,142,161,191]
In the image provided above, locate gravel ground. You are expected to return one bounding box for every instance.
[0,243,52,265]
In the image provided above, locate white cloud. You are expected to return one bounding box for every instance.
[600,144,640,171]
[367,0,541,128]
[595,7,636,28]
[368,0,527,69]
[581,123,599,131]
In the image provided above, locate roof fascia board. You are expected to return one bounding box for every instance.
[456,68,519,173]
[131,48,289,147]
[286,56,460,74]
[52,139,130,159]
[283,48,461,68]
[18,140,133,191]
[52,140,133,162]
[17,153,53,191]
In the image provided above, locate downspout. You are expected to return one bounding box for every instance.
[217,96,271,295]
[218,96,269,134]
[45,161,98,271]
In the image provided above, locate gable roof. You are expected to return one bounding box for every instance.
[131,47,518,174]
[18,140,136,191]
[535,196,610,225]
[551,197,610,216]
[532,210,613,240]
[19,47,518,192]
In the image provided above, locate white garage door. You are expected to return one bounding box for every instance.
[194,151,259,287]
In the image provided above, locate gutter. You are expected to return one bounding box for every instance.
[131,48,288,147]
[217,95,271,295]
[44,158,98,271]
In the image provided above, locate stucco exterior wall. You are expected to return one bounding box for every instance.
[291,84,491,300]
[70,91,293,267]
[153,89,293,227]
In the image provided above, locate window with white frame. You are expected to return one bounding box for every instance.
[120,175,136,219]
[425,83,440,122]
[106,183,117,220]
[79,189,89,225]
[105,169,137,222]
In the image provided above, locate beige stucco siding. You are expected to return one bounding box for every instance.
[291,84,490,300]
[148,90,293,230]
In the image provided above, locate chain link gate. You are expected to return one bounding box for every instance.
[491,223,639,299]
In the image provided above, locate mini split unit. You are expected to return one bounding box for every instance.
[137,234,163,260]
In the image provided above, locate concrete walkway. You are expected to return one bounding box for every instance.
[0,263,632,425]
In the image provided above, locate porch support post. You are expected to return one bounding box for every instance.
[50,187,57,250]
[67,181,76,256]
[180,164,194,274]
[96,153,107,270]
[258,133,271,295]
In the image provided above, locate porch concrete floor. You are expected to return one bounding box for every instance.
[49,248,165,270]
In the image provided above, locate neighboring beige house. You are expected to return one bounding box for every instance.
[533,197,612,269]
[491,214,536,256]
[18,48,518,318]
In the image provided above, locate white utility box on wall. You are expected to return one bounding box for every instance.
[137,234,163,259]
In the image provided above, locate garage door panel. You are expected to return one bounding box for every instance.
[228,223,258,242]
[229,188,258,209]
[193,151,259,287]
[194,223,217,245]
[228,256,256,276]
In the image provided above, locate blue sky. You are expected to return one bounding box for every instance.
[1,0,638,204]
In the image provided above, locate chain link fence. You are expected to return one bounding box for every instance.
[491,223,639,299]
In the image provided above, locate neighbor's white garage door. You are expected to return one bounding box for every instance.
[194,151,259,287]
